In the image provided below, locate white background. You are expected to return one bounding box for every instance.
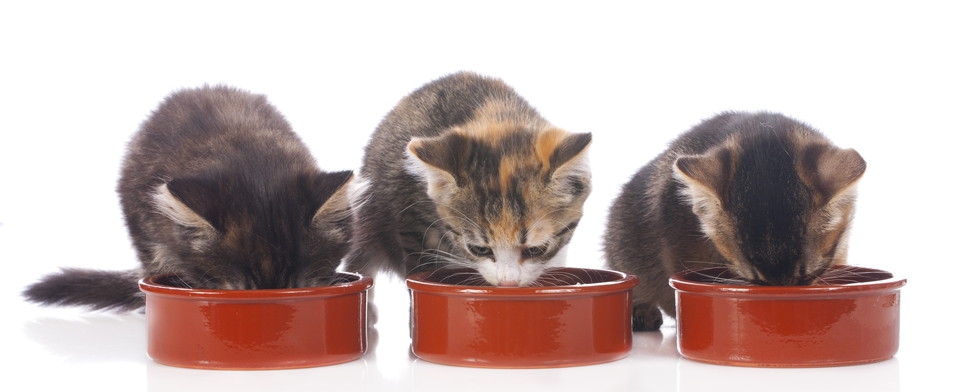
[1,1,955,391]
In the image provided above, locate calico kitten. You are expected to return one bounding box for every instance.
[345,72,592,286]
[604,112,866,330]
[24,85,354,311]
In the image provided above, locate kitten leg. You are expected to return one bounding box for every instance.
[631,300,665,331]
[629,264,673,331]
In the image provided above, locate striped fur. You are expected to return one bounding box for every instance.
[23,85,355,311]
[604,112,866,330]
[347,72,591,286]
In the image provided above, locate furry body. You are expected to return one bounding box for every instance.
[346,72,592,286]
[604,112,866,330]
[24,85,354,311]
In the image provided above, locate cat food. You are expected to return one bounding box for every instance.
[670,265,905,367]
[139,272,372,370]
[407,267,638,368]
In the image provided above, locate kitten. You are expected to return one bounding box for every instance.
[23,85,355,311]
[604,111,866,330]
[345,72,592,287]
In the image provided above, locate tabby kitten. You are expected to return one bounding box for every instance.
[604,112,866,330]
[345,72,592,286]
[24,85,354,311]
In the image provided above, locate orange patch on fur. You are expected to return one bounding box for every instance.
[534,128,567,170]
[457,120,517,142]
[498,157,517,191]
[491,212,523,245]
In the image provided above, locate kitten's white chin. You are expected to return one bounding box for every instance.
[476,247,567,287]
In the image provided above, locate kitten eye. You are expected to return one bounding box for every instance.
[467,244,493,257]
[522,245,548,258]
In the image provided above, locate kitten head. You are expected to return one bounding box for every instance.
[673,120,866,285]
[406,125,592,286]
[152,169,355,289]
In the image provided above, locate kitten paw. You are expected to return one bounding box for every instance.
[632,304,664,331]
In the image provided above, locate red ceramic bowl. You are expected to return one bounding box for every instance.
[669,265,906,367]
[407,267,638,368]
[139,272,373,370]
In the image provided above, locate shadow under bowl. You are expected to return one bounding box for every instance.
[669,265,906,367]
[139,272,373,370]
[406,267,639,368]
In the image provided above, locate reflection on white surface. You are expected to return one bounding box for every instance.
[24,313,147,364]
[676,357,900,392]
[146,359,377,392]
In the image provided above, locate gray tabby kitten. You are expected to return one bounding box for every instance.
[604,112,866,330]
[24,85,354,311]
[346,72,592,286]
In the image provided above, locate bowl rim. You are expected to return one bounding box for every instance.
[669,265,906,297]
[406,267,639,298]
[139,271,373,301]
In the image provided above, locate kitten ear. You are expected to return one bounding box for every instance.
[153,179,218,231]
[542,131,592,173]
[309,170,355,221]
[673,151,732,233]
[674,148,734,198]
[307,170,355,246]
[799,144,866,204]
[406,132,470,199]
[539,130,592,197]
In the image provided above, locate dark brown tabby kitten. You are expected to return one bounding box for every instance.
[604,112,866,330]
[24,85,354,311]
[345,72,592,286]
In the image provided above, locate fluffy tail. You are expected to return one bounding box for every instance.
[22,268,145,311]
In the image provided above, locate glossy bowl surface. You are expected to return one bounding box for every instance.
[139,272,372,370]
[407,267,638,368]
[670,265,906,367]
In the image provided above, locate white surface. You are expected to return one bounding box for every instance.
[1,1,955,391]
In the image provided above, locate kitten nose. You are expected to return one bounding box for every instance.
[496,262,522,287]
[493,248,523,286]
